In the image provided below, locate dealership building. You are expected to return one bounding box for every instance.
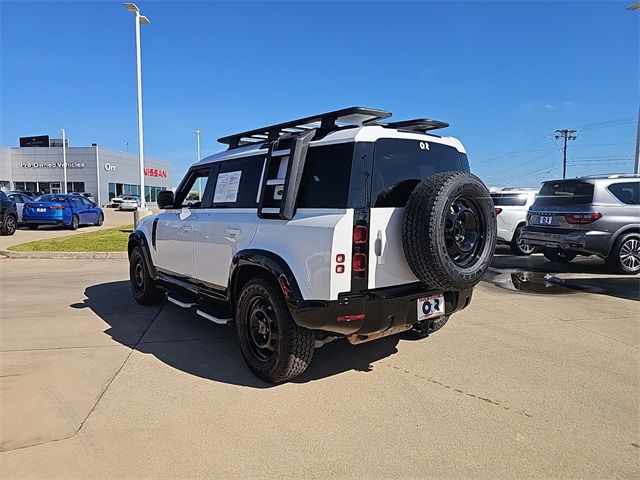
[0,135,172,206]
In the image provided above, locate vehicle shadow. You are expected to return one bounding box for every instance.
[490,247,639,301]
[491,249,611,275]
[71,280,400,388]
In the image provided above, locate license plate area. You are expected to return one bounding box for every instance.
[417,294,445,321]
[36,208,46,212]
[538,216,553,225]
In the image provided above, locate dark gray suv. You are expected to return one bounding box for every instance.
[522,174,640,274]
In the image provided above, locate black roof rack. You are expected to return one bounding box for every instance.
[218,107,392,149]
[378,118,449,133]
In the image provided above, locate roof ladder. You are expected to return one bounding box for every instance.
[258,129,315,220]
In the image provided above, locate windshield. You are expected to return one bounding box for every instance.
[535,181,594,206]
[36,195,68,203]
[372,139,466,207]
[491,193,530,206]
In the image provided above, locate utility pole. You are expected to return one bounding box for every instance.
[195,129,202,200]
[634,104,639,175]
[555,129,577,179]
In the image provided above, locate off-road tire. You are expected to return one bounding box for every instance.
[542,248,577,264]
[129,246,164,305]
[403,171,497,291]
[402,315,450,340]
[510,225,536,256]
[69,214,79,230]
[1,214,17,236]
[236,276,314,383]
[95,213,104,226]
[606,233,640,274]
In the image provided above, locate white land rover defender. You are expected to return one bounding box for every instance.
[128,107,497,383]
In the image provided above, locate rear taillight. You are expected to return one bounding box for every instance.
[495,207,503,215]
[564,212,602,224]
[352,221,368,276]
[352,253,367,272]
[353,225,368,244]
[51,205,65,210]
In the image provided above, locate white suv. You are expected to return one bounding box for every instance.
[490,187,538,255]
[128,107,497,383]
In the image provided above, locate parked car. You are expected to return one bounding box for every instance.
[5,191,33,223]
[127,107,497,383]
[0,191,18,236]
[11,190,35,200]
[23,194,104,230]
[110,195,128,208]
[71,192,96,203]
[118,195,141,211]
[490,187,539,255]
[522,174,640,274]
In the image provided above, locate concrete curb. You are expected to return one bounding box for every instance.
[0,249,127,260]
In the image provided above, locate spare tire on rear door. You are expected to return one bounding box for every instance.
[402,171,497,291]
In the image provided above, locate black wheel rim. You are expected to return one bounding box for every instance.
[620,238,640,270]
[516,229,535,254]
[132,256,145,295]
[6,217,16,234]
[245,296,278,363]
[444,196,486,267]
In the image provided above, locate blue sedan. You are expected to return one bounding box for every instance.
[23,194,104,230]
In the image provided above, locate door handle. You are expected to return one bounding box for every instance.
[225,227,241,236]
[180,225,192,234]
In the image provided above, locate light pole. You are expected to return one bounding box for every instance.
[195,129,202,199]
[123,3,150,208]
[59,128,68,193]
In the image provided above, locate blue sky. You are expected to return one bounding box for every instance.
[1,1,637,187]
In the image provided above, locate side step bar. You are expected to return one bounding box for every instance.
[166,295,232,325]
[196,310,232,325]
[167,296,195,308]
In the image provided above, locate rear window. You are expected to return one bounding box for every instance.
[491,193,529,206]
[372,139,465,207]
[297,143,354,208]
[536,181,594,206]
[36,195,68,203]
[608,182,639,205]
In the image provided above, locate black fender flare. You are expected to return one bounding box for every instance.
[128,230,157,279]
[606,224,640,254]
[229,250,303,306]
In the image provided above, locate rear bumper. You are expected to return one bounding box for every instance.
[23,212,68,225]
[496,226,514,243]
[289,283,473,336]
[521,226,611,255]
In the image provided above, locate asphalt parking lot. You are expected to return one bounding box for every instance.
[0,253,638,479]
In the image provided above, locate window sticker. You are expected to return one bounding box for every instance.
[213,171,242,203]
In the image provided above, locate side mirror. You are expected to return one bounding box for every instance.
[157,190,175,209]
